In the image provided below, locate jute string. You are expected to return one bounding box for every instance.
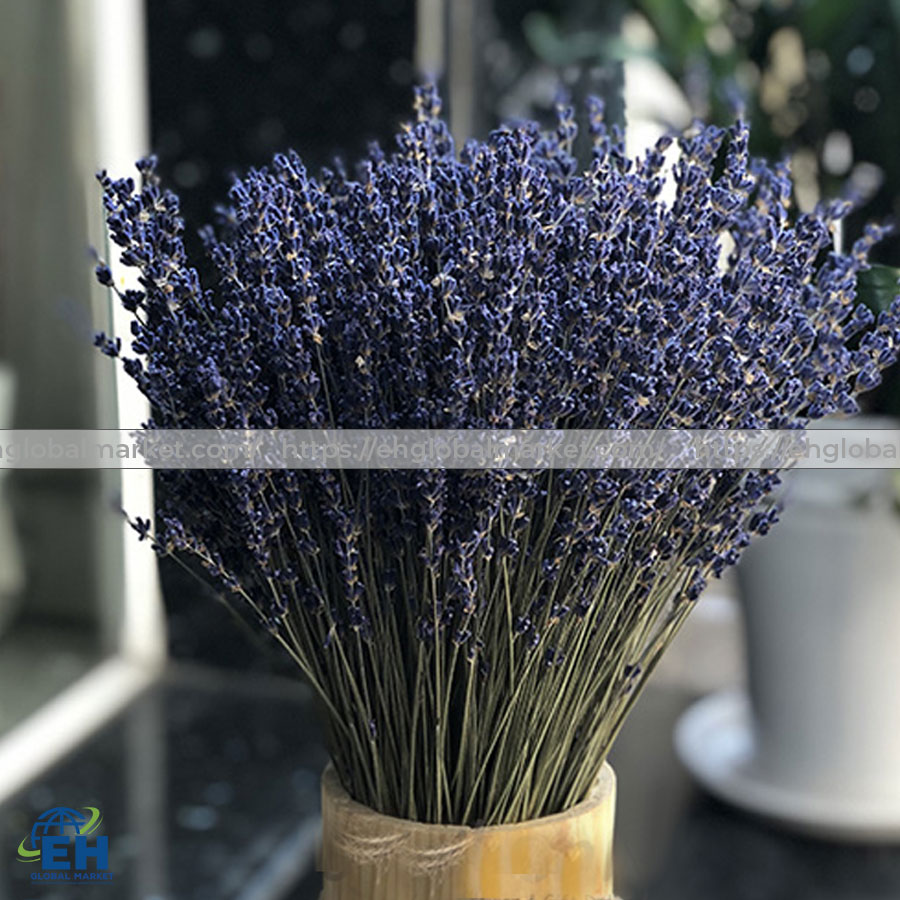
[332,830,408,865]
[332,830,475,873]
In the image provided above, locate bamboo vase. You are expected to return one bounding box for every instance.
[319,762,616,900]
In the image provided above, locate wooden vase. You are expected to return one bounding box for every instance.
[319,762,616,900]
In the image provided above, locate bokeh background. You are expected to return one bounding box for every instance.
[1,2,899,898]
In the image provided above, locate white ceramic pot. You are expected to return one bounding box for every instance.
[736,427,900,809]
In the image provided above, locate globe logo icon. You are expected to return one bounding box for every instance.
[29,808,89,850]
[17,806,103,862]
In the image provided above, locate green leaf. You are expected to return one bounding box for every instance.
[796,0,867,47]
[631,0,708,70]
[522,12,651,67]
[857,265,900,315]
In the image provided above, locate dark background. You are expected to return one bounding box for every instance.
[147,0,416,673]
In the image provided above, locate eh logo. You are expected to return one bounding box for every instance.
[17,807,109,874]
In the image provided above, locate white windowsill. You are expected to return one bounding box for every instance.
[0,655,161,802]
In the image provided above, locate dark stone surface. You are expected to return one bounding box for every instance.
[0,666,327,900]
[612,682,900,900]
[3,661,900,899]
[642,793,900,900]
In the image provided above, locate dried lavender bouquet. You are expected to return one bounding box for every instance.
[95,88,900,826]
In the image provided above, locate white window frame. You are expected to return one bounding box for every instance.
[0,0,165,802]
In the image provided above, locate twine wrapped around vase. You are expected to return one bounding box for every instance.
[319,762,616,900]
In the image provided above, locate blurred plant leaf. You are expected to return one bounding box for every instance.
[631,0,708,68]
[857,265,900,421]
[522,11,647,66]
[858,265,900,314]
[796,0,874,47]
